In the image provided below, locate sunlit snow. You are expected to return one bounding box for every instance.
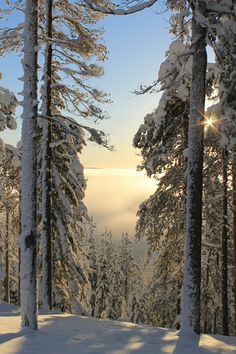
[0,304,235,354]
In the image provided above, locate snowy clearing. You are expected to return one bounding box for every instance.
[0,304,235,354]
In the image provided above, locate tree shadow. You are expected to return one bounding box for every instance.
[0,332,24,345]
[0,313,177,354]
[0,302,20,317]
[1,313,235,354]
[173,332,236,354]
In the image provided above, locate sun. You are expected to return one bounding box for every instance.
[202,113,219,134]
[198,111,218,131]
[205,117,214,127]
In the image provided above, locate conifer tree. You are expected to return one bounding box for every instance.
[119,234,148,324]
[85,222,98,317]
[0,141,20,304]
[94,231,117,319]
[0,0,110,313]
[42,0,109,312]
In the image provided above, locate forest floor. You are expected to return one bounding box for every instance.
[0,303,235,354]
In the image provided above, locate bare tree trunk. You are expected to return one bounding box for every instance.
[5,209,10,303]
[41,0,53,311]
[18,248,21,306]
[232,149,236,336]
[202,249,212,333]
[181,1,207,334]
[222,148,229,335]
[18,193,21,306]
[20,0,38,329]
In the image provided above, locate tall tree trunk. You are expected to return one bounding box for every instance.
[232,149,236,336]
[20,0,38,329]
[177,107,189,326]
[5,209,10,303]
[18,248,21,306]
[41,0,53,311]
[222,148,229,335]
[181,1,207,334]
[18,193,21,306]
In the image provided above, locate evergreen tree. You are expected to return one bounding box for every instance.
[95,231,115,319]
[118,233,147,324]
[0,0,110,314]
[0,141,21,304]
[41,0,109,313]
[85,221,98,317]
[133,38,191,328]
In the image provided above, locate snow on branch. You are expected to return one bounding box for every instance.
[206,0,235,15]
[0,86,17,131]
[38,114,113,150]
[84,0,158,15]
[135,41,194,95]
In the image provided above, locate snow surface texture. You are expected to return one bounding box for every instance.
[0,304,235,354]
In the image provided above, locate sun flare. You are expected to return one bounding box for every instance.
[201,113,219,134]
[205,117,214,127]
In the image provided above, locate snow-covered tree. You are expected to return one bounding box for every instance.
[49,123,91,314]
[0,0,110,314]
[133,18,235,332]
[0,141,21,304]
[39,0,110,313]
[133,37,192,328]
[178,1,207,334]
[94,231,117,319]
[208,6,236,335]
[0,86,17,131]
[84,221,98,317]
[0,78,19,304]
[92,231,147,324]
[118,233,148,324]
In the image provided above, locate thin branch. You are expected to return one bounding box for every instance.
[83,0,158,16]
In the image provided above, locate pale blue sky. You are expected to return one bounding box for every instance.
[82,7,172,168]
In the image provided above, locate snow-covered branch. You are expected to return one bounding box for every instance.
[206,0,235,15]
[84,0,158,15]
[38,114,113,150]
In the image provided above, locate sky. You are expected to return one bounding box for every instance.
[0,2,173,242]
[81,5,172,169]
[82,6,172,240]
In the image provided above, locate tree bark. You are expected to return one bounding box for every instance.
[20,0,38,329]
[232,149,236,336]
[221,147,229,335]
[5,209,10,303]
[41,0,53,311]
[18,247,21,306]
[18,193,21,306]
[181,1,207,334]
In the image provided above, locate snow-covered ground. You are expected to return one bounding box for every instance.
[0,303,235,354]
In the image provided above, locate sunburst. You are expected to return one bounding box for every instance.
[197,111,220,133]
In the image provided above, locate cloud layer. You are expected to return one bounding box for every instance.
[84,168,156,241]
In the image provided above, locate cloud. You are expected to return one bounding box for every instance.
[84,169,156,241]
